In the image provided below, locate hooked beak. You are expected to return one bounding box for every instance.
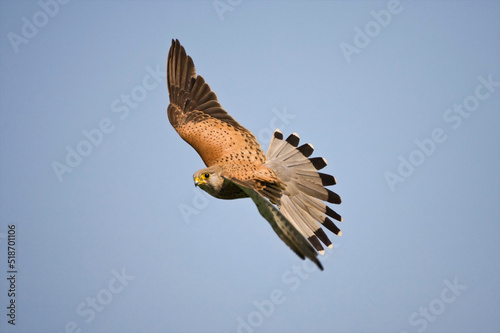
[194,177,206,187]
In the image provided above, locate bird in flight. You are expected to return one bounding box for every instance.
[166,39,342,270]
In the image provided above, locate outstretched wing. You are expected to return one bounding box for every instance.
[167,39,265,167]
[227,177,324,270]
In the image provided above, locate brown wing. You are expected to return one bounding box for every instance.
[167,39,264,167]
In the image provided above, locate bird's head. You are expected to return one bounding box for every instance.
[193,166,224,196]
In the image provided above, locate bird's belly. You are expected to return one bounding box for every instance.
[203,179,248,200]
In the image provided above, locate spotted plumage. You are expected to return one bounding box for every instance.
[167,39,342,270]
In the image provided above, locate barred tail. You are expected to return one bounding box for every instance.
[265,130,342,255]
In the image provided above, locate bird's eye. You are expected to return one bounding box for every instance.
[203,173,210,179]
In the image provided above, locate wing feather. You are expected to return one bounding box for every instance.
[167,39,263,167]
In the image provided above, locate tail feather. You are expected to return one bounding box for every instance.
[293,170,336,186]
[323,217,342,236]
[265,130,342,259]
[285,133,300,147]
[314,228,333,249]
[294,189,342,236]
[280,198,319,245]
[274,140,297,159]
[289,194,336,247]
[296,181,341,204]
[309,157,327,170]
[289,196,333,248]
[265,130,284,159]
[299,193,342,223]
[280,144,314,163]
[318,172,337,186]
[280,196,325,254]
[326,206,342,222]
[297,144,314,158]
[308,236,324,254]
[266,131,297,160]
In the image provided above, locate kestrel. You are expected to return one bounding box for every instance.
[167,39,342,270]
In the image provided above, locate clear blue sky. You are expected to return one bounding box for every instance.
[1,1,499,333]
